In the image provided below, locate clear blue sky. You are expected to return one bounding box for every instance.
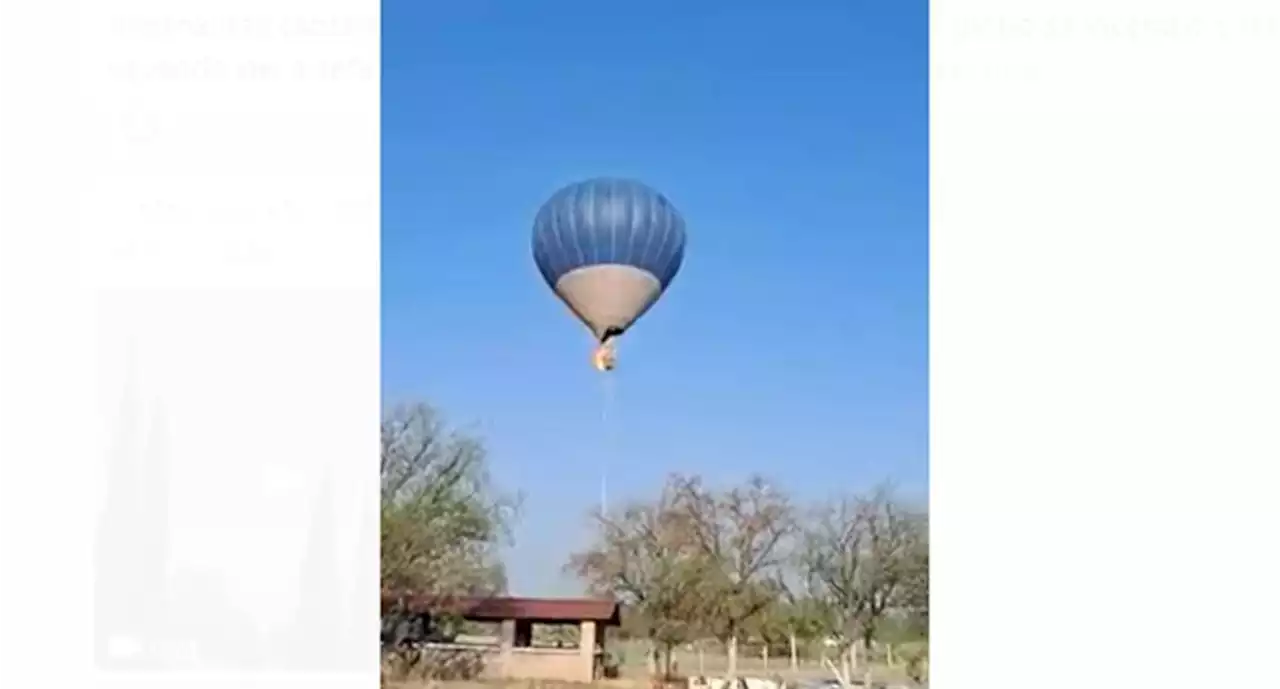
[382,1,928,595]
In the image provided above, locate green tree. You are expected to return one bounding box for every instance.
[380,402,519,634]
[899,511,929,638]
[773,588,831,670]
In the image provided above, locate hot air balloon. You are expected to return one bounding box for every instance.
[532,178,687,372]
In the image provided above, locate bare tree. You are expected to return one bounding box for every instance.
[670,474,796,681]
[566,478,710,679]
[798,484,927,679]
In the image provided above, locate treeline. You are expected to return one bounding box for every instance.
[380,401,928,682]
[566,475,929,680]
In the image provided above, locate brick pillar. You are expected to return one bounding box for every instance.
[498,618,515,678]
[580,620,598,682]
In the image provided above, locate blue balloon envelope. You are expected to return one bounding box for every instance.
[532,178,687,345]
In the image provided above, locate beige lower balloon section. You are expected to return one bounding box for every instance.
[553,264,663,340]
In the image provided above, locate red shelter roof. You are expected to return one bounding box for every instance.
[382,593,621,626]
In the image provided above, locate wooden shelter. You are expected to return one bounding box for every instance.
[383,593,622,682]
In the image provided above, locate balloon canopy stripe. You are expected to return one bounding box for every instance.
[531,178,686,291]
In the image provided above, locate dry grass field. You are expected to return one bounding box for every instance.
[384,677,920,689]
[383,641,929,689]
